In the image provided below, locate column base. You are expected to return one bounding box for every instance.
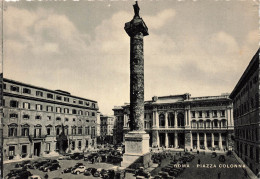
[121,131,152,169]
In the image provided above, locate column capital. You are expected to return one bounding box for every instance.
[125,17,149,37]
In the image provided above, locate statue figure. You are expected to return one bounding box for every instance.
[133,1,140,18]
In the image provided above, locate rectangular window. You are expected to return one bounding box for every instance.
[47,116,51,120]
[10,85,19,92]
[92,112,95,116]
[47,128,51,135]
[206,111,210,117]
[23,102,30,109]
[213,110,218,117]
[78,128,82,135]
[85,102,90,106]
[21,128,29,136]
[78,141,82,150]
[92,103,96,108]
[73,99,76,103]
[47,93,53,99]
[85,127,90,135]
[23,88,31,94]
[221,110,225,117]
[36,91,43,97]
[10,113,18,118]
[36,104,43,111]
[46,143,51,152]
[191,111,195,118]
[47,106,53,112]
[10,101,19,108]
[64,97,70,102]
[8,127,17,137]
[56,95,62,100]
[85,111,89,116]
[65,118,69,122]
[198,111,202,118]
[64,108,69,114]
[56,107,61,113]
[23,114,30,120]
[79,100,83,104]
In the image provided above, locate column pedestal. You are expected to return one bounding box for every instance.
[121,131,151,168]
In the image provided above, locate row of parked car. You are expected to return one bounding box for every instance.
[14,159,61,172]
[61,162,121,178]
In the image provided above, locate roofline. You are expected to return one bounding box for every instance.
[230,48,259,99]
[3,78,97,103]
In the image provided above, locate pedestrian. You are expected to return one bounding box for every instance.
[218,172,221,179]
[198,159,201,164]
[197,150,200,154]
[44,173,48,179]
[244,169,248,178]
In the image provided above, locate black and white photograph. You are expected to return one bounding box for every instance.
[0,0,259,178]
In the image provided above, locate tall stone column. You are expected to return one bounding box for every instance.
[190,132,193,149]
[174,111,177,128]
[121,2,151,168]
[197,133,200,149]
[165,112,168,128]
[204,133,207,150]
[212,133,215,148]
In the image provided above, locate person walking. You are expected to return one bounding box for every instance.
[198,159,201,164]
[44,173,48,179]
[218,172,221,179]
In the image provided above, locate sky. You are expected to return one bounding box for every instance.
[3,0,259,115]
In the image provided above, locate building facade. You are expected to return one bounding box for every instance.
[2,78,99,161]
[100,115,115,145]
[113,107,124,145]
[230,49,260,175]
[113,93,234,151]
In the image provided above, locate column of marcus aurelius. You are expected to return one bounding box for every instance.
[121,1,152,168]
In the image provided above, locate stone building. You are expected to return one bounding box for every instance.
[230,49,260,175]
[100,115,115,145]
[113,93,234,151]
[2,78,99,161]
[113,106,124,145]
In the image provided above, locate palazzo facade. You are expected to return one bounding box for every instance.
[113,93,234,151]
[230,49,260,175]
[1,78,99,161]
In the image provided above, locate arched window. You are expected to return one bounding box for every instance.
[191,120,196,128]
[72,109,77,114]
[198,120,204,128]
[168,113,174,127]
[206,120,211,128]
[221,119,227,128]
[213,119,218,128]
[159,114,165,127]
[177,113,184,127]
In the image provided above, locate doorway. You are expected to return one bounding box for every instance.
[34,142,41,156]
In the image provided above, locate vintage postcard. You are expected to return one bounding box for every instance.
[0,0,259,179]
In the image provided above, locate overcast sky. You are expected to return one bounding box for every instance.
[3,0,259,115]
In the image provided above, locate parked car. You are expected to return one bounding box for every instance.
[70,153,84,160]
[5,169,27,179]
[135,167,150,178]
[74,162,84,167]
[87,167,97,175]
[83,170,92,176]
[7,170,32,179]
[43,163,61,172]
[28,175,42,179]
[62,167,76,173]
[71,166,86,175]
[93,171,101,177]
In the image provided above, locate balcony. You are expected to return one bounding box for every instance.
[29,134,47,140]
